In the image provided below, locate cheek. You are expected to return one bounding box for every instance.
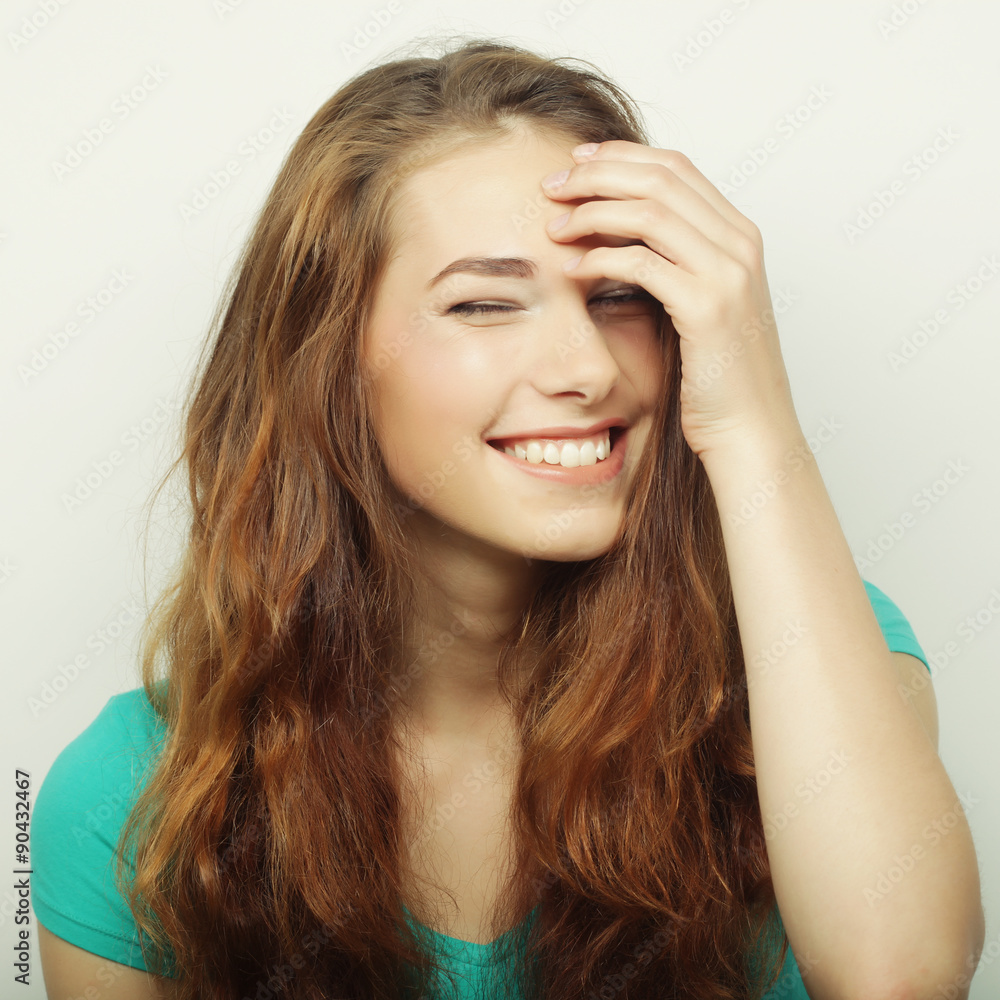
[371,357,493,489]
[381,332,505,425]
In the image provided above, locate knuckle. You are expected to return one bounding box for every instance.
[737,216,763,248]
[661,149,691,172]
[630,246,660,281]
[722,256,753,291]
[733,231,763,270]
[638,202,665,227]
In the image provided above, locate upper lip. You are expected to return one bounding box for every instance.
[486,417,628,443]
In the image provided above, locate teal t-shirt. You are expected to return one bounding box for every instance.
[32,580,929,999]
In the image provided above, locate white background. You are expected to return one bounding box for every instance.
[3,1,998,996]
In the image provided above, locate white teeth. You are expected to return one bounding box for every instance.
[502,432,612,467]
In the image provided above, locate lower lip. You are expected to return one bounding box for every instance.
[487,428,628,485]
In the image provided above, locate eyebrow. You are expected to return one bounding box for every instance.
[426,256,538,290]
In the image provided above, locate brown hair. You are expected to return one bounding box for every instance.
[117,33,789,999]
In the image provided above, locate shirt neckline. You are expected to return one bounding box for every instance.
[402,902,539,952]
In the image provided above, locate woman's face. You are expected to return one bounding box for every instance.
[363,126,666,564]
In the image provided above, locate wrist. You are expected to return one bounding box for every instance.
[696,420,810,480]
[698,427,823,531]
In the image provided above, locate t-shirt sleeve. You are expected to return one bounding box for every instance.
[31,688,173,975]
[862,579,930,672]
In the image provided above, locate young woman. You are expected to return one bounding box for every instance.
[34,36,983,1000]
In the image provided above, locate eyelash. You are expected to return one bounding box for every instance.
[448,289,659,316]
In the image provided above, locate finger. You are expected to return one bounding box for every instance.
[545,158,757,272]
[548,197,729,279]
[564,243,696,323]
[561,141,762,247]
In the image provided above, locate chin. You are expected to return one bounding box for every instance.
[518,527,621,564]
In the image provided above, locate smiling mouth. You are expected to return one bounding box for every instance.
[485,425,630,485]
[487,426,626,468]
[486,425,627,452]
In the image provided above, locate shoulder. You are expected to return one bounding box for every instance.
[35,685,168,838]
[33,683,171,973]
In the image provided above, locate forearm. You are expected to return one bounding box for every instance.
[700,428,983,999]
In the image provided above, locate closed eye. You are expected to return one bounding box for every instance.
[448,288,660,316]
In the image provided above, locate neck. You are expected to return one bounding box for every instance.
[389,511,544,741]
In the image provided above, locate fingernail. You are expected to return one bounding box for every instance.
[573,143,599,158]
[562,255,582,271]
[542,168,569,189]
[547,212,569,232]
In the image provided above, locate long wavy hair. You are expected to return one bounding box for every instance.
[116,34,790,1000]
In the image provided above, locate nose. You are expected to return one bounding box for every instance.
[528,292,622,398]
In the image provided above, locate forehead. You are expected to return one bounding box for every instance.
[383,128,640,281]
[387,128,576,251]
